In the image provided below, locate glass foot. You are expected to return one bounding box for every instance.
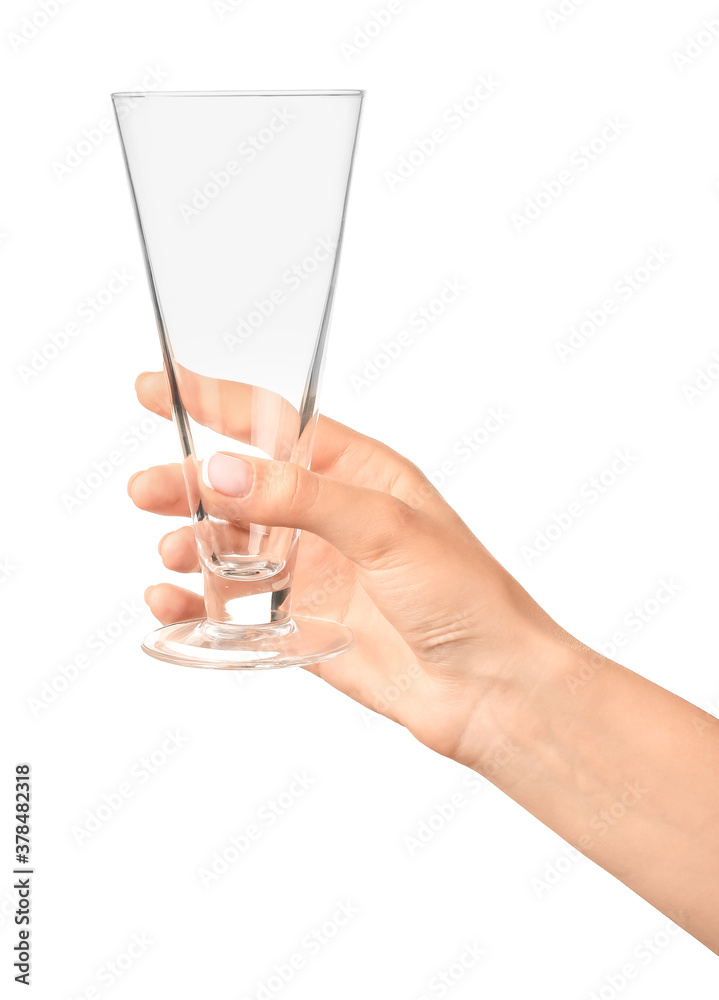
[141,616,354,670]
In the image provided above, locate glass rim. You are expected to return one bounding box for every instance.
[111,89,365,99]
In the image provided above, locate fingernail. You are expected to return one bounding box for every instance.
[144,585,156,603]
[202,453,253,497]
[158,532,171,556]
[127,470,146,495]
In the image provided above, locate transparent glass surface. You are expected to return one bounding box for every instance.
[112,90,363,668]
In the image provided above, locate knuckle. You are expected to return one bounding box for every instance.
[285,463,306,513]
[397,455,425,483]
[381,452,440,509]
[361,496,420,568]
[385,495,417,532]
[396,468,440,509]
[269,462,318,521]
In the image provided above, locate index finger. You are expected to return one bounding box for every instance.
[135,371,447,513]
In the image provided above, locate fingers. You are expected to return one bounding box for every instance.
[145,583,204,625]
[134,370,445,512]
[202,451,431,572]
[158,525,200,573]
[198,451,479,658]
[128,464,190,516]
[136,367,300,458]
[135,369,358,472]
[134,370,172,421]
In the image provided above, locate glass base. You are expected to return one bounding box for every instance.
[141,616,354,669]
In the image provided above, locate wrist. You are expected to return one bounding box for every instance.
[449,632,590,786]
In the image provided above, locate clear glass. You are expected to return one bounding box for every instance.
[112,90,363,668]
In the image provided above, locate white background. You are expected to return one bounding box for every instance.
[3,0,719,996]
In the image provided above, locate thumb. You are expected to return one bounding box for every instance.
[201,450,426,573]
[200,450,494,666]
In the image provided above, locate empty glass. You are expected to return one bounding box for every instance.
[112,90,364,668]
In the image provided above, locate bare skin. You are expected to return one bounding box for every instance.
[129,370,719,954]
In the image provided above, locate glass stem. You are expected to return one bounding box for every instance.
[200,563,294,637]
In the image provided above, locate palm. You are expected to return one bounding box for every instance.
[291,529,418,716]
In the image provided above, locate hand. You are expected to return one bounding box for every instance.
[129,370,719,951]
[128,370,567,773]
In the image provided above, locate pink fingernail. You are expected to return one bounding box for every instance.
[203,453,253,497]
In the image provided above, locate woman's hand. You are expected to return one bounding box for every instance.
[128,370,568,776]
[128,370,719,952]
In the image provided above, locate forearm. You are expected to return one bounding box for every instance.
[464,641,719,952]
